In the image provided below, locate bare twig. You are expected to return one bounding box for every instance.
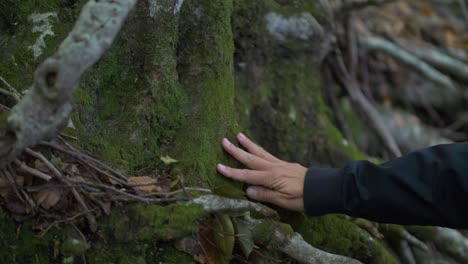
[330,52,402,157]
[25,148,62,178]
[40,141,129,185]
[13,159,52,181]
[0,75,22,100]
[0,87,20,102]
[359,36,456,91]
[395,38,468,83]
[25,147,97,231]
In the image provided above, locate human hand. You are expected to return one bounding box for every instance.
[217,133,307,212]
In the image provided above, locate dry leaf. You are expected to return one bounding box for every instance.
[34,159,50,173]
[64,163,80,175]
[34,187,63,209]
[127,176,162,193]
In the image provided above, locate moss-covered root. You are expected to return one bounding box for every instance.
[244,219,363,264]
[293,215,399,264]
[104,195,277,242]
[380,224,429,252]
[408,226,468,263]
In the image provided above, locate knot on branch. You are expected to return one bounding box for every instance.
[34,58,66,101]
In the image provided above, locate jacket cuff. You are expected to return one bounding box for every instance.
[303,167,345,216]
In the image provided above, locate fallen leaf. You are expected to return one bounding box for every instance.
[232,218,254,258]
[213,214,235,263]
[34,187,63,209]
[160,155,178,165]
[127,176,162,193]
[64,163,79,176]
[34,159,50,173]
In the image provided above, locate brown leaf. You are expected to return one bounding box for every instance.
[34,187,63,209]
[127,176,162,193]
[34,159,50,173]
[64,163,80,176]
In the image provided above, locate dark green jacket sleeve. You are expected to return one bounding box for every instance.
[303,142,468,228]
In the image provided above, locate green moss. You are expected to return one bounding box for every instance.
[104,203,207,242]
[293,215,398,264]
[406,226,438,241]
[0,0,79,92]
[73,1,188,172]
[162,247,195,264]
[86,242,149,264]
[251,219,295,249]
[175,0,242,192]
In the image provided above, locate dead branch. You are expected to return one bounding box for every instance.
[395,39,468,83]
[0,0,138,166]
[13,159,52,181]
[330,53,402,157]
[243,218,363,264]
[0,76,21,101]
[359,36,456,91]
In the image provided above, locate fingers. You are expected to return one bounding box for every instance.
[217,164,270,186]
[222,138,270,169]
[246,186,285,207]
[236,133,280,162]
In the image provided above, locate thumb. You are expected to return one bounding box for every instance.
[247,186,282,205]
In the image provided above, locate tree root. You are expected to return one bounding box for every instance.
[408,226,468,263]
[190,195,278,218]
[359,36,456,91]
[396,39,468,83]
[243,218,363,264]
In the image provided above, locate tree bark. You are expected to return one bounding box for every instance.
[0,0,442,263]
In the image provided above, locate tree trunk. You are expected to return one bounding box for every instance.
[0,0,449,263]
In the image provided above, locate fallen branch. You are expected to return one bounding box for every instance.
[359,36,456,91]
[395,39,468,83]
[330,53,402,157]
[243,218,363,264]
[13,159,52,181]
[0,0,138,166]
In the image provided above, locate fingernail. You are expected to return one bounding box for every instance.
[222,138,231,146]
[247,188,257,197]
[217,163,226,171]
[238,132,246,140]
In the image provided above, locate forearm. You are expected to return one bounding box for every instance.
[304,142,468,228]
